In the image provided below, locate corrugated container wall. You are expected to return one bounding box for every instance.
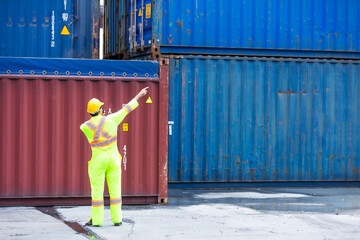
[106,0,360,59]
[168,56,360,183]
[104,0,126,59]
[1,0,100,58]
[0,57,168,206]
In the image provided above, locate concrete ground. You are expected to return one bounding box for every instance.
[2,188,360,240]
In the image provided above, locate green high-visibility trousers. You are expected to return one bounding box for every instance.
[88,151,122,225]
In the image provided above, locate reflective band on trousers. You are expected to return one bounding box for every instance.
[94,117,106,142]
[110,198,122,205]
[92,200,104,206]
[86,121,96,130]
[91,136,117,147]
[124,104,132,114]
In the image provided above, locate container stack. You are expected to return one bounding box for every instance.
[104,0,360,186]
[2,0,360,205]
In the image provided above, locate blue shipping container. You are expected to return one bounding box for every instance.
[107,0,360,59]
[169,56,360,182]
[1,0,100,58]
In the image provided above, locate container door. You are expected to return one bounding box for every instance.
[168,56,360,184]
[103,0,126,58]
[129,0,137,52]
[128,0,152,53]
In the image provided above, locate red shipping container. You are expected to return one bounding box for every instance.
[0,58,168,206]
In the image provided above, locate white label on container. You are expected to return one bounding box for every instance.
[168,121,174,135]
[51,11,55,47]
[62,13,68,21]
[123,145,127,171]
[64,0,67,10]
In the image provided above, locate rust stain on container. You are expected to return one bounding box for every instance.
[296,35,300,47]
[176,20,183,28]
[277,90,307,95]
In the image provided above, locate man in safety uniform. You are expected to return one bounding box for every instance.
[80,87,149,227]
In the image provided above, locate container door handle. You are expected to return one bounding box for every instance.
[139,0,144,50]
[129,0,137,53]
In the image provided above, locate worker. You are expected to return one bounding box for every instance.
[80,87,149,227]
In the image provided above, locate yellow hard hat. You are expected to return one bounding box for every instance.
[87,98,104,113]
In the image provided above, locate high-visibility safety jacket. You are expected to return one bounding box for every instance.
[80,98,139,226]
[81,99,139,156]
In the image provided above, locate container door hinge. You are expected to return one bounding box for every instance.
[158,197,168,204]
[151,38,160,60]
[160,58,169,66]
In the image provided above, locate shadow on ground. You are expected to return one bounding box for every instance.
[164,188,360,213]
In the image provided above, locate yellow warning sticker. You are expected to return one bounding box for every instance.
[123,123,128,132]
[138,8,142,17]
[146,96,153,104]
[61,26,70,35]
[146,3,151,19]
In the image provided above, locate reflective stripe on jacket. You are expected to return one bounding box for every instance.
[80,99,139,153]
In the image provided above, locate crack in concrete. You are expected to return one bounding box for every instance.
[10,234,29,237]
[123,218,135,238]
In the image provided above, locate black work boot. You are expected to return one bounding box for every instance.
[84,219,100,227]
[114,222,122,226]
